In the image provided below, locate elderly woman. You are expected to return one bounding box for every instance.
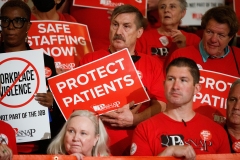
[47,110,110,159]
[136,0,200,65]
[0,0,57,154]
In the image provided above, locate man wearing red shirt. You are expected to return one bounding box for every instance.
[131,57,230,158]
[80,4,166,156]
[167,6,240,77]
[225,79,240,153]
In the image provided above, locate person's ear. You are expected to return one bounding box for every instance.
[137,27,144,38]
[194,83,201,95]
[181,9,186,19]
[93,134,99,146]
[228,35,234,43]
[27,22,32,32]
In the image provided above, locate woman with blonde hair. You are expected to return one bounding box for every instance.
[47,110,110,159]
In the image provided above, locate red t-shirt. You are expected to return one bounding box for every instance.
[136,29,200,66]
[0,121,18,154]
[80,49,166,155]
[167,45,240,77]
[131,113,230,156]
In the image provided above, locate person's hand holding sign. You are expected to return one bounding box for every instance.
[34,91,54,108]
[100,101,142,127]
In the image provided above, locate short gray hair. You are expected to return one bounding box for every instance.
[159,0,187,11]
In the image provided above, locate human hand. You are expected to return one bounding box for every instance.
[100,101,142,127]
[158,145,196,160]
[56,68,67,74]
[70,153,84,160]
[34,92,53,109]
[0,144,13,160]
[171,29,187,48]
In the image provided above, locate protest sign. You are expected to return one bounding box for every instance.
[73,0,147,17]
[28,21,93,72]
[193,69,239,125]
[48,48,150,120]
[181,0,224,26]
[0,49,50,143]
[234,0,240,37]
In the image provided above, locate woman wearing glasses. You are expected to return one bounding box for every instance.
[0,0,57,154]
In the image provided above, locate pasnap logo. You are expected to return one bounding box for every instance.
[16,129,36,137]
[92,101,120,112]
[55,62,75,70]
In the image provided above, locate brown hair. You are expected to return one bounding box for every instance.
[201,6,239,37]
[166,57,200,85]
[111,4,147,29]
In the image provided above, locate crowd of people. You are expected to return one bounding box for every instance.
[0,0,240,160]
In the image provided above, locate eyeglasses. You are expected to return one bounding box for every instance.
[0,16,29,29]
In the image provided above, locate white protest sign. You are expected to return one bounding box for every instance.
[0,49,50,143]
[181,0,225,26]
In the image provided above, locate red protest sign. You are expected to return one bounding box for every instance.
[73,0,147,17]
[48,49,150,119]
[0,57,39,108]
[193,69,239,124]
[234,0,240,36]
[28,21,93,71]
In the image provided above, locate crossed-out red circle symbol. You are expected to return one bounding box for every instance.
[0,57,40,108]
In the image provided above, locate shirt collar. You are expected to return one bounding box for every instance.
[199,40,230,62]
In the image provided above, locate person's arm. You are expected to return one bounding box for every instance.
[130,122,154,156]
[171,29,187,48]
[158,145,196,160]
[0,144,13,160]
[34,54,56,109]
[71,153,84,160]
[100,99,165,127]
[34,91,53,109]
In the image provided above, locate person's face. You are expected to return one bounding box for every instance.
[227,84,240,126]
[64,116,99,156]
[1,7,31,47]
[109,13,143,54]
[164,66,200,106]
[202,19,233,57]
[158,0,186,26]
